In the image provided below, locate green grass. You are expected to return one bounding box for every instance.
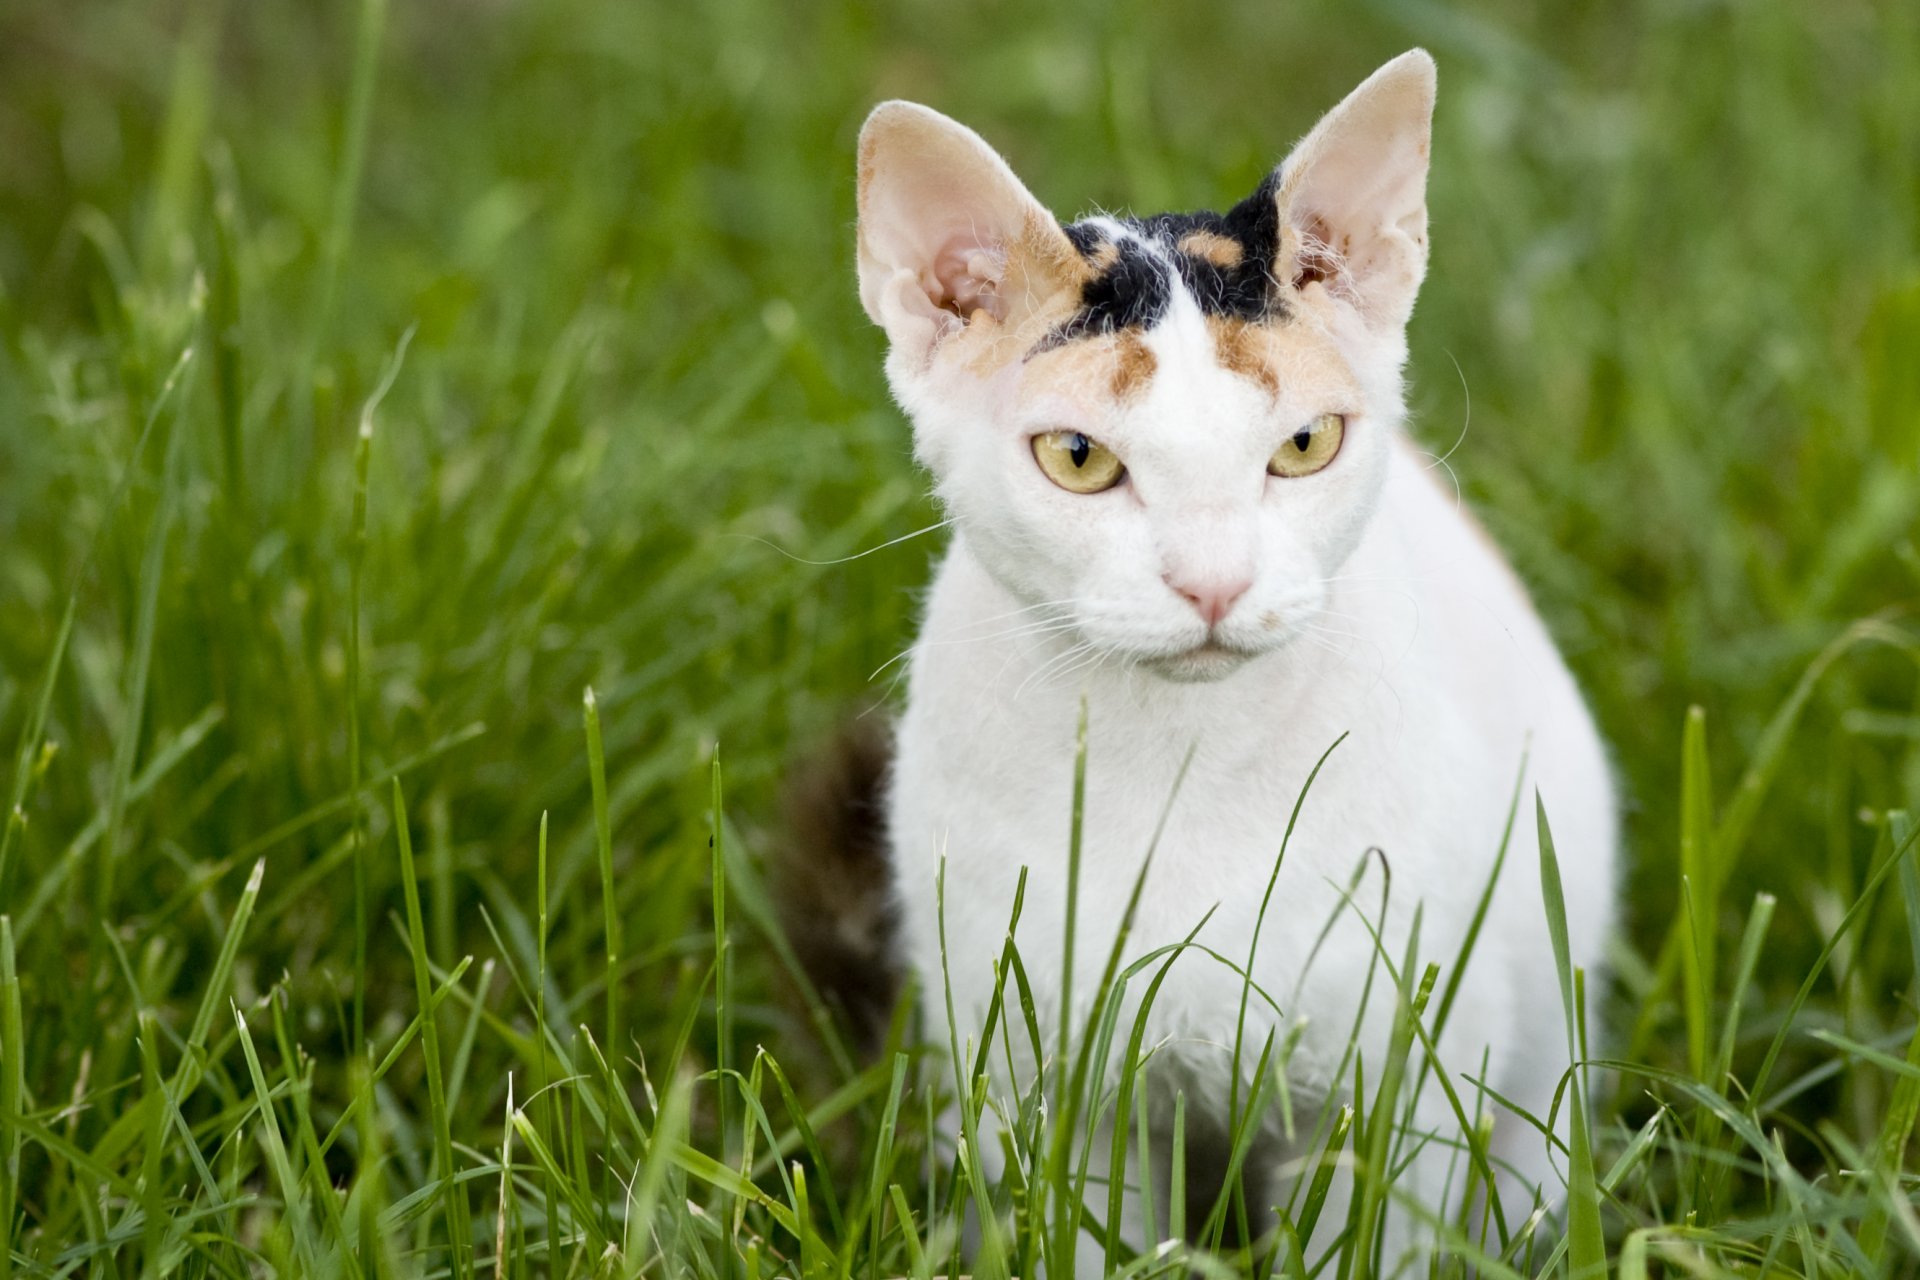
[2,0,1919,1274]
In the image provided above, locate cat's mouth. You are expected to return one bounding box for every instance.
[1143,635,1262,683]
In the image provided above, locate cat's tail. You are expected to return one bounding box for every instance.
[773,716,901,1056]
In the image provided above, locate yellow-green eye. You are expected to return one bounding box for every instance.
[1032,430,1125,494]
[1268,413,1345,478]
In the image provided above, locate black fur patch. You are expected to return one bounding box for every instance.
[1052,233,1174,342]
[1041,174,1287,354]
[775,718,899,1054]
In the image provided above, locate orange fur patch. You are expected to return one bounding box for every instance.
[1208,316,1280,396]
[1014,329,1160,405]
[1109,332,1158,401]
[1178,230,1245,268]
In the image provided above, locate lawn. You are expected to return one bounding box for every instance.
[1,0,1918,1274]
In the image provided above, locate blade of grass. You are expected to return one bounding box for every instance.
[1679,706,1716,1083]
[583,688,620,1245]
[1,919,21,1280]
[1231,733,1347,1135]
[1048,698,1092,1280]
[533,809,560,1257]
[888,1184,931,1280]
[584,689,619,1065]
[494,1074,515,1280]
[1431,744,1527,1041]
[445,957,494,1121]
[1347,924,1427,1280]
[75,856,267,1181]
[710,745,735,1273]
[393,778,473,1279]
[136,1011,166,1277]
[1535,795,1605,1279]
[935,857,1010,1280]
[1859,810,1919,1264]
[1697,891,1777,1217]
[348,325,412,1057]
[234,1005,317,1272]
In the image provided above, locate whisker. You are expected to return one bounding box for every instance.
[727,517,956,567]
[942,598,1078,633]
[1015,638,1099,700]
[1419,348,1471,510]
[867,617,1081,683]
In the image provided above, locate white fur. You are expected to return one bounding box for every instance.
[858,50,1616,1268]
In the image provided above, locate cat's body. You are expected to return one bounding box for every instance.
[843,50,1617,1266]
[890,436,1614,1244]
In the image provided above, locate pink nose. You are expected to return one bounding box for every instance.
[1166,574,1251,626]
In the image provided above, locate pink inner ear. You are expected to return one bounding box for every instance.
[1289,213,1344,292]
[931,236,1008,322]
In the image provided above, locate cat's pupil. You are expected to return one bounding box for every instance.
[1292,429,1313,452]
[1069,434,1091,467]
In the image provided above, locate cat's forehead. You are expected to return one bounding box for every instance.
[1006,182,1316,408]
[1008,193,1365,417]
[1048,177,1287,345]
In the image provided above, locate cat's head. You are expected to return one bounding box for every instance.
[856,52,1434,683]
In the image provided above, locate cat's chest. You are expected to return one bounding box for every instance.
[888,556,1466,901]
[887,606,1477,1067]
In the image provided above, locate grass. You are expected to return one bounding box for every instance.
[1,0,1918,1273]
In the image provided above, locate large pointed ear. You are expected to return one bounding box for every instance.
[856,102,1082,366]
[1273,50,1436,329]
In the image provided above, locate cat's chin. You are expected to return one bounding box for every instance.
[1141,640,1258,684]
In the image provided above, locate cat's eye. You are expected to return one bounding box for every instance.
[1032,430,1125,494]
[1268,413,1345,478]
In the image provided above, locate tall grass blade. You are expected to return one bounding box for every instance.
[1860,810,1919,1264]
[1054,695,1090,1138]
[0,919,21,1280]
[584,689,619,1063]
[532,809,560,1256]
[710,746,740,1274]
[347,325,411,1056]
[234,1004,318,1271]
[1678,706,1716,1083]
[1535,796,1606,1278]
[393,778,473,1279]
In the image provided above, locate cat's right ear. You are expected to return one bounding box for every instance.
[856,102,1080,366]
[1269,50,1437,331]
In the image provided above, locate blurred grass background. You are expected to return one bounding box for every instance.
[2,0,1918,1272]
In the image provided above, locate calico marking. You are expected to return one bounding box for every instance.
[1033,175,1290,394]
[1110,330,1158,400]
[1048,220,1176,341]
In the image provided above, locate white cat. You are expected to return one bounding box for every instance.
[853,49,1616,1269]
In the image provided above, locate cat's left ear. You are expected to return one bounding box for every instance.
[1271,50,1436,329]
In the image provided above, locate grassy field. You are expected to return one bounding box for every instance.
[3,0,1919,1274]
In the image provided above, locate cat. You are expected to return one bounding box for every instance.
[797,48,1617,1271]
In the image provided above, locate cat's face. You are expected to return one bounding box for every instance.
[857,52,1435,682]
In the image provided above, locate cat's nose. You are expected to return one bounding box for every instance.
[1165,573,1251,626]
